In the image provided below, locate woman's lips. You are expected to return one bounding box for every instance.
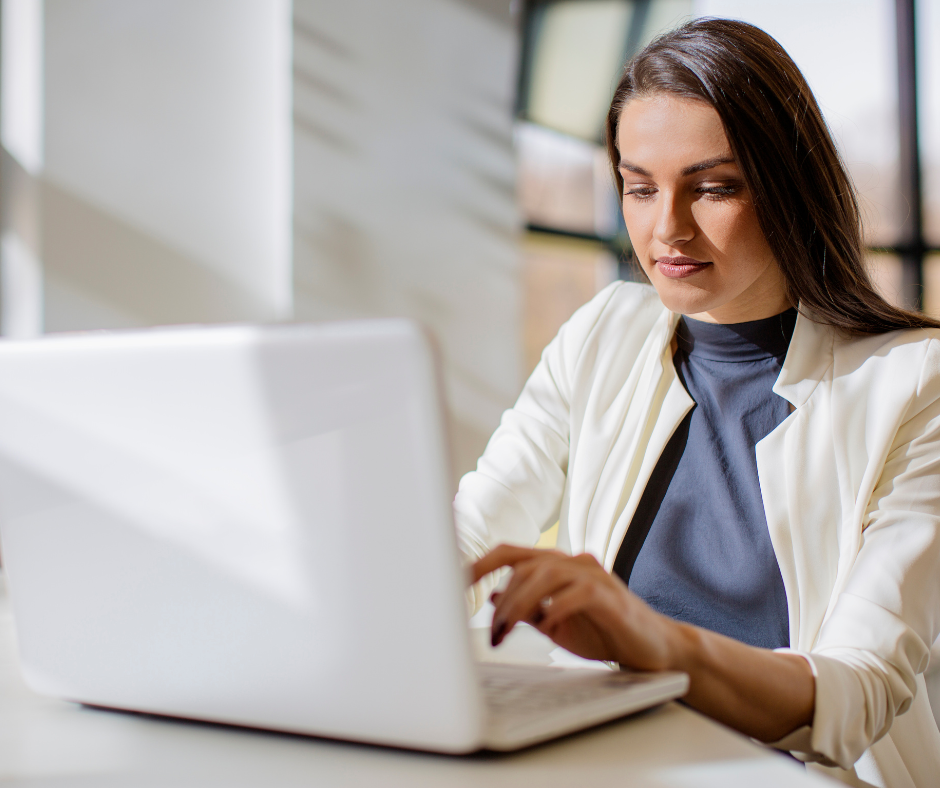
[656,256,711,279]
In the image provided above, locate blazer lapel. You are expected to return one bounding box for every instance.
[566,303,678,556]
[772,311,833,408]
[578,307,693,569]
[757,314,836,650]
[601,359,694,569]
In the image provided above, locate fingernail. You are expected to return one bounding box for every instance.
[491,620,507,648]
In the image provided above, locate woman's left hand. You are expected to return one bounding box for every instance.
[471,544,678,672]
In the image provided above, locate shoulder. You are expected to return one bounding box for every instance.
[831,324,940,377]
[827,324,940,418]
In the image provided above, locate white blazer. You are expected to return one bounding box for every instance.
[455,282,940,788]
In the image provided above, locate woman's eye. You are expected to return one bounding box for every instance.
[697,184,742,200]
[624,187,656,201]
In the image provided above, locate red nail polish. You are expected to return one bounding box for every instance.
[491,621,507,647]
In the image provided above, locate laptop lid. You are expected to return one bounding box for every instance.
[0,320,484,752]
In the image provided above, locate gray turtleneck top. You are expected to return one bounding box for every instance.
[612,309,797,650]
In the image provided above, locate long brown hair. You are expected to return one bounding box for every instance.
[606,18,939,334]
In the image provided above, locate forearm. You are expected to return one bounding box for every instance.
[476,546,817,744]
[659,620,815,742]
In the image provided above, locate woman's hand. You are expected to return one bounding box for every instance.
[472,544,816,743]
[471,544,678,671]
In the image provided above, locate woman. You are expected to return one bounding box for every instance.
[457,18,940,788]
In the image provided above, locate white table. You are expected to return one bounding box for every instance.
[0,574,833,787]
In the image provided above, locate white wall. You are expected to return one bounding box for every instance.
[38,0,292,331]
[293,0,522,480]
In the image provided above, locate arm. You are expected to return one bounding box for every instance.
[472,546,814,741]
[785,339,940,768]
[455,283,627,610]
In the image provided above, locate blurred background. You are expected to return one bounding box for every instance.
[1,0,938,482]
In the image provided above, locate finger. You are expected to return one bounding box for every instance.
[536,577,608,631]
[488,556,548,645]
[534,581,624,662]
[572,552,604,570]
[489,550,544,597]
[471,544,543,584]
[491,556,583,645]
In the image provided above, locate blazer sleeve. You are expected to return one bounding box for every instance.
[774,337,940,769]
[454,282,625,612]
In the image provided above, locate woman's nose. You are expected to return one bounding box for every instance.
[653,195,695,247]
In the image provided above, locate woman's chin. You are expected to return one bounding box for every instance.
[649,285,719,318]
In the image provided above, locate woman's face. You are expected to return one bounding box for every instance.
[616,94,790,323]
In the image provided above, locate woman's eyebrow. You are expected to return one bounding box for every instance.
[618,156,736,177]
[618,160,652,176]
[680,156,735,176]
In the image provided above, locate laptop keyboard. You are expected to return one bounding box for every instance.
[479,662,654,716]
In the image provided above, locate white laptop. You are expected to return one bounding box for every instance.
[0,320,687,753]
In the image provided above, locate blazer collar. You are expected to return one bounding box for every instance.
[772,311,834,408]
[663,307,833,410]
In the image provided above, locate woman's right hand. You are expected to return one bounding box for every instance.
[471,544,680,671]
[471,543,816,743]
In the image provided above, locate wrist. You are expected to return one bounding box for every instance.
[614,606,703,673]
[660,618,705,674]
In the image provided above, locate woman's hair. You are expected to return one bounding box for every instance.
[606,18,939,334]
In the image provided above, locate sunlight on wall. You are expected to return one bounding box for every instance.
[292,0,522,483]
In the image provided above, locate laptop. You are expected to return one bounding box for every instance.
[0,320,687,752]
